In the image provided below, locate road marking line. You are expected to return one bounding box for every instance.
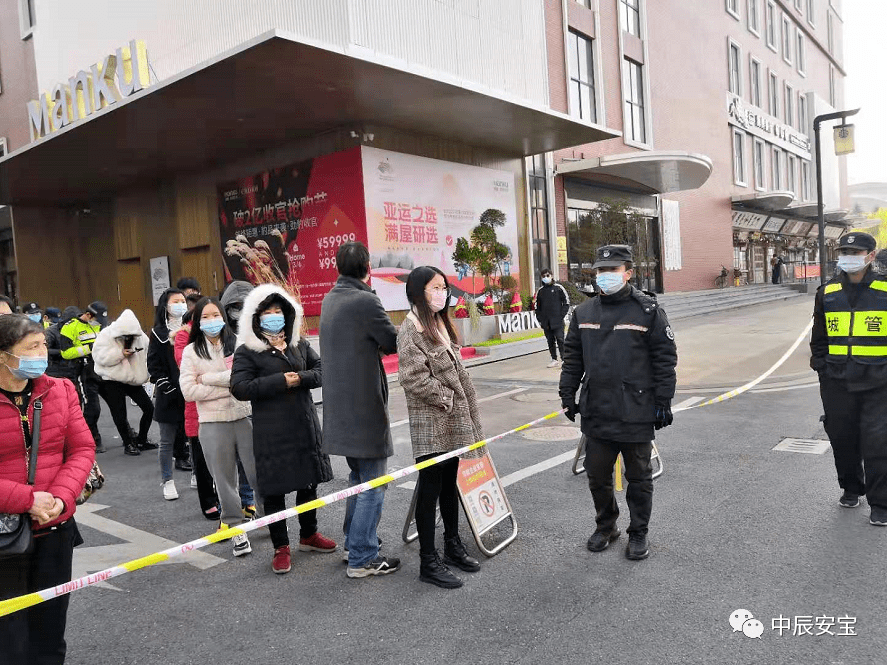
[749,382,819,393]
[674,396,705,410]
[391,387,528,429]
[500,450,576,487]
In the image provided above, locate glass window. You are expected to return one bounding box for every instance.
[754,139,766,190]
[798,94,808,133]
[807,0,815,25]
[766,1,778,50]
[733,130,747,186]
[827,11,834,53]
[787,154,797,195]
[794,32,805,76]
[0,137,7,157]
[726,0,740,19]
[769,72,779,116]
[784,83,794,127]
[568,30,596,122]
[623,58,647,144]
[801,161,810,200]
[527,154,550,277]
[750,58,762,107]
[748,0,760,34]
[621,0,641,37]
[772,147,782,190]
[829,64,836,106]
[795,0,802,11]
[574,0,592,7]
[781,15,793,63]
[729,42,742,95]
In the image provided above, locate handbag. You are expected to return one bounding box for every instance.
[0,399,43,557]
[75,461,105,505]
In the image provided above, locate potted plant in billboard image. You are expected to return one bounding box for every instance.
[451,209,513,311]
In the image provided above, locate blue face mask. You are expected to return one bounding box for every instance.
[836,254,869,274]
[542,276,552,285]
[200,319,225,337]
[6,353,48,380]
[596,272,626,295]
[168,302,187,318]
[260,313,286,334]
[26,314,42,324]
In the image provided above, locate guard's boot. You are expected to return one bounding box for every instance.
[419,551,463,589]
[442,535,481,572]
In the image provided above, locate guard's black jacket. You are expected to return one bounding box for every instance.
[559,284,677,442]
[534,282,570,329]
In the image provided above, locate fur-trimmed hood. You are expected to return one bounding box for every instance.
[235,284,304,353]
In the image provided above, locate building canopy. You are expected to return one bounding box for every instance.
[0,31,619,207]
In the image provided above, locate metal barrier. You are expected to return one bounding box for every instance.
[571,434,663,484]
[401,452,518,557]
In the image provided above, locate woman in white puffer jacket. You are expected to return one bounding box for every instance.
[179,297,259,557]
[92,309,155,456]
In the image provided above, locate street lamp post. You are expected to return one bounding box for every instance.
[814,107,860,286]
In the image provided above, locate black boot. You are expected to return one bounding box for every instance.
[123,438,141,456]
[419,551,463,589]
[443,535,481,572]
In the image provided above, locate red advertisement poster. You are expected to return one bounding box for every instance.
[217,147,367,316]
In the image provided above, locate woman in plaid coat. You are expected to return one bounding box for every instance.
[397,266,484,589]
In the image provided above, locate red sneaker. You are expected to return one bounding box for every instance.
[298,532,337,553]
[272,546,291,574]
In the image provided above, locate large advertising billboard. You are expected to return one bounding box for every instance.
[217,146,520,315]
[361,146,520,312]
[217,147,366,316]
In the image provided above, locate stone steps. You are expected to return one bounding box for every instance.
[657,284,803,321]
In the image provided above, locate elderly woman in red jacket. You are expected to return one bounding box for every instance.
[0,314,95,663]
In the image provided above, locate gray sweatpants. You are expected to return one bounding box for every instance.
[199,419,260,527]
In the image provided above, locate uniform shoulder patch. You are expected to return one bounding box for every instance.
[665,325,675,340]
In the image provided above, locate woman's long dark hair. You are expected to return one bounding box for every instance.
[188,297,235,360]
[153,288,185,329]
[0,314,45,352]
[405,266,456,345]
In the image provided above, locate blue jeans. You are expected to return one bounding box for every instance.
[343,457,388,567]
[236,454,255,507]
[158,421,182,483]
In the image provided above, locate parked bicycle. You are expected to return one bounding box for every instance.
[715,265,730,289]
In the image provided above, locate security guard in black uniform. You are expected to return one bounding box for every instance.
[559,245,677,560]
[811,232,887,526]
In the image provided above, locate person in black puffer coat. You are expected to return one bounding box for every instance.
[230,284,336,575]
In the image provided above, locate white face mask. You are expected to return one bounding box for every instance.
[542,276,552,285]
[836,254,870,274]
[596,272,626,295]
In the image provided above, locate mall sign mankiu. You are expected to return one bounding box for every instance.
[26,40,150,142]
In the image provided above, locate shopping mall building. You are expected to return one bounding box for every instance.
[0,0,850,325]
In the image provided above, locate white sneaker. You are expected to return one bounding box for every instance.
[190,473,198,490]
[162,480,178,501]
[232,533,252,557]
[547,359,560,368]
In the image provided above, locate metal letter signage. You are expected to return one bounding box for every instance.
[26,40,149,142]
[726,92,811,159]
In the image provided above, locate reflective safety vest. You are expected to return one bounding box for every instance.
[59,318,100,360]
[823,278,887,361]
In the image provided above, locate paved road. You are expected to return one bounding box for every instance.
[59,299,885,664]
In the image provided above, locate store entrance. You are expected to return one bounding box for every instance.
[567,206,662,293]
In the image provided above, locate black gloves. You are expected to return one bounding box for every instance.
[562,400,579,422]
[654,402,673,430]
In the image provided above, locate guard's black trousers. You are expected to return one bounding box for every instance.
[819,375,887,510]
[585,437,653,536]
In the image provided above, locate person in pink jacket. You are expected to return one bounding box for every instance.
[0,314,95,663]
